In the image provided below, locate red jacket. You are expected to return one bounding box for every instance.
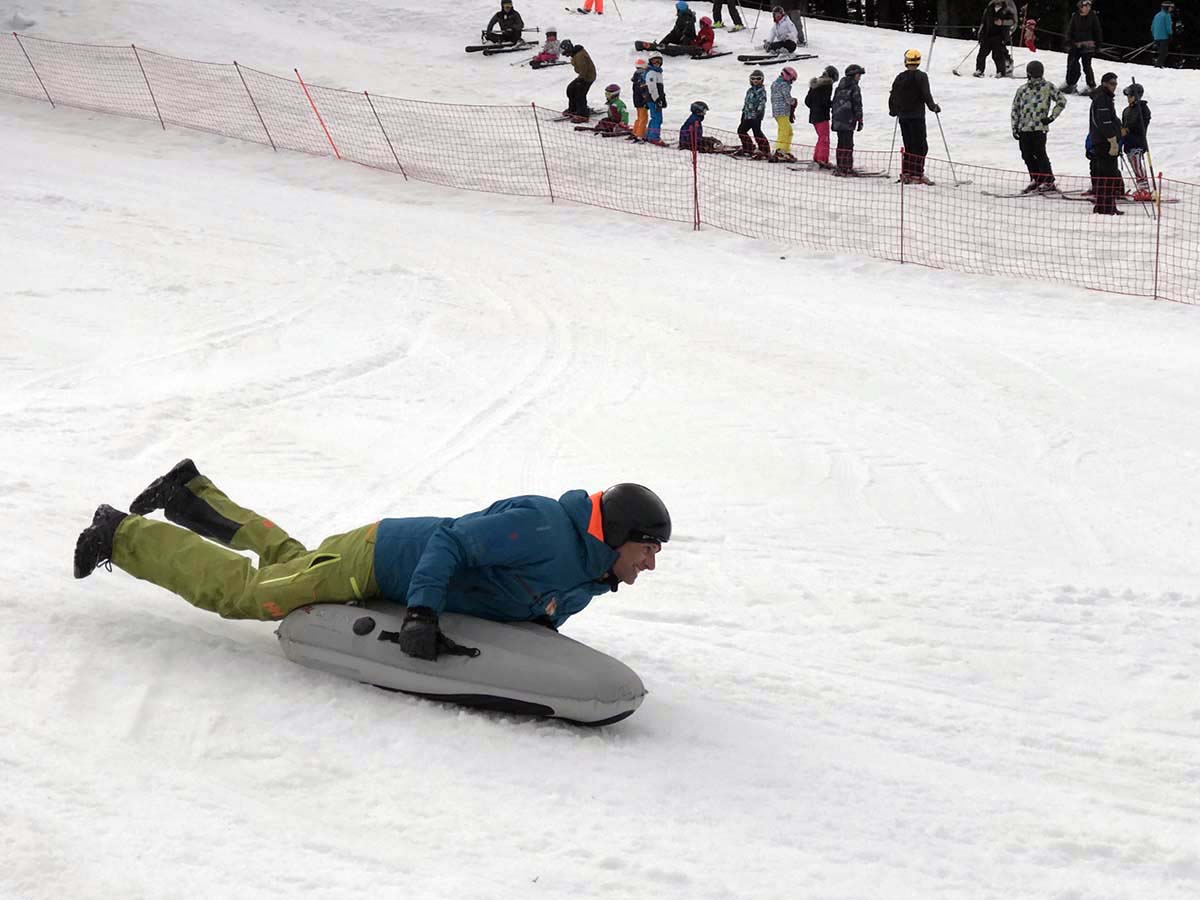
[693,22,715,54]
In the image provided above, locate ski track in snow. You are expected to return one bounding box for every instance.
[3,3,1200,899]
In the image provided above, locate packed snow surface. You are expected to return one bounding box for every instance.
[3,2,1199,899]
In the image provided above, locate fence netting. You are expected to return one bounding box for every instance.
[2,32,1195,305]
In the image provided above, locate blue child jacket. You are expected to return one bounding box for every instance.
[372,490,619,628]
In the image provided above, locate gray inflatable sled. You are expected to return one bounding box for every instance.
[276,602,646,725]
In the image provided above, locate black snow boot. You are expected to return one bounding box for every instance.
[73,504,129,579]
[129,458,201,516]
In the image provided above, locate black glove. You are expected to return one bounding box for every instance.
[1012,129,1020,140]
[931,104,941,114]
[1040,116,1053,126]
[659,97,667,109]
[398,606,479,661]
[856,119,863,132]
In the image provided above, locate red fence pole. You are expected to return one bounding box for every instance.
[1153,172,1164,301]
[295,68,340,159]
[899,173,905,264]
[530,103,554,203]
[234,61,275,151]
[130,45,165,130]
[690,123,700,231]
[12,32,53,107]
[363,91,407,181]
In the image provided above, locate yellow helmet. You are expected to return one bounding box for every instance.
[904,48,921,67]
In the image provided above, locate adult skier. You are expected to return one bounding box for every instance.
[804,65,838,168]
[73,460,671,661]
[631,59,650,140]
[1152,2,1174,68]
[975,0,1016,77]
[644,53,668,145]
[832,64,865,175]
[483,0,525,44]
[530,26,561,68]
[770,66,799,162]
[1087,72,1123,215]
[1121,83,1153,200]
[737,69,771,158]
[711,0,745,32]
[1010,60,1067,192]
[1061,0,1102,95]
[888,49,941,185]
[660,1,698,49]
[560,39,596,120]
[762,6,800,55]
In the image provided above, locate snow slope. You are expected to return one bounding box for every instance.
[10,0,1199,180]
[3,3,1200,899]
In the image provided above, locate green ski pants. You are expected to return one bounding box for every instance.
[111,475,379,620]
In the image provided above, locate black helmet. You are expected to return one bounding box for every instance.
[823,65,839,80]
[1123,82,1144,98]
[560,39,575,54]
[690,100,709,115]
[845,63,865,77]
[1026,60,1044,78]
[600,484,671,548]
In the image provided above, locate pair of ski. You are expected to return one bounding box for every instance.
[464,40,537,55]
[982,188,1179,204]
[631,41,733,60]
[737,52,817,66]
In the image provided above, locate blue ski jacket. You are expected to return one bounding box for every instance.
[678,113,704,149]
[1152,10,1173,41]
[372,490,619,628]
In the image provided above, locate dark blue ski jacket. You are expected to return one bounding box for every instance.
[372,490,619,628]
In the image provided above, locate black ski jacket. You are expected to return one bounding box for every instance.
[661,10,697,46]
[1066,12,1102,49]
[486,8,525,37]
[1121,100,1152,152]
[805,75,833,124]
[978,3,1015,40]
[1088,88,1121,154]
[888,69,937,120]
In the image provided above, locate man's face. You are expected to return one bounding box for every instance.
[1104,79,1117,94]
[611,541,659,585]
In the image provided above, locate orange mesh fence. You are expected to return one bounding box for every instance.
[1,33,1196,305]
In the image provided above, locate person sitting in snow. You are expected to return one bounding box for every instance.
[660,1,698,49]
[762,5,799,55]
[678,101,720,151]
[595,84,631,133]
[73,460,672,662]
[529,26,561,67]
[483,0,524,44]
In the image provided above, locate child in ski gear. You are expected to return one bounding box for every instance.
[1152,2,1174,68]
[770,67,798,160]
[762,6,799,54]
[678,101,717,151]
[1121,83,1153,198]
[693,16,716,54]
[631,59,651,139]
[975,0,1015,77]
[485,0,525,43]
[561,40,596,119]
[832,64,865,174]
[711,0,744,31]
[74,460,671,662]
[644,54,667,144]
[1088,72,1123,215]
[1010,59,1066,191]
[530,27,561,67]
[889,49,941,184]
[738,69,771,157]
[1061,1,1102,94]
[660,1,698,49]
[597,84,631,133]
[805,65,837,166]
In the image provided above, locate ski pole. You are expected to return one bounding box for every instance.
[610,0,623,22]
[750,4,763,43]
[510,54,536,66]
[1118,152,1154,220]
[887,118,899,177]
[927,26,937,68]
[935,111,970,186]
[952,42,978,76]
[1131,77,1158,192]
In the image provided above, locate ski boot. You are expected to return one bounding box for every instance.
[1037,181,1058,193]
[129,458,201,516]
[1021,181,1040,194]
[729,24,745,32]
[713,20,724,28]
[973,70,985,77]
[74,504,129,578]
[1132,189,1153,202]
